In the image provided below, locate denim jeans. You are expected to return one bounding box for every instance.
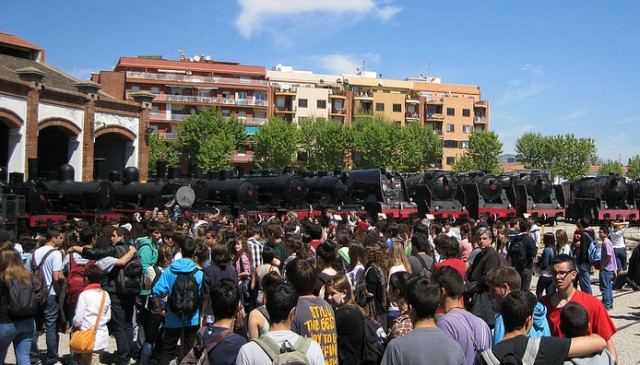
[31,295,60,364]
[0,318,35,365]
[109,294,136,365]
[600,270,614,308]
[577,262,593,295]
[613,248,638,289]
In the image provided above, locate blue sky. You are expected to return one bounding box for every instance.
[3,1,640,163]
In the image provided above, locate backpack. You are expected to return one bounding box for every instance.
[179,326,234,365]
[32,249,57,306]
[348,307,387,363]
[508,235,527,269]
[65,254,96,309]
[254,335,312,365]
[416,253,432,277]
[168,268,200,320]
[479,337,540,365]
[587,232,602,269]
[113,244,143,297]
[353,267,371,308]
[7,278,37,316]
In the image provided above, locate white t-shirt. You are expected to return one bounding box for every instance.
[33,245,63,296]
[235,330,325,365]
[610,228,626,249]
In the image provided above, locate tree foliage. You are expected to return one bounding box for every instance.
[628,155,640,180]
[597,160,624,175]
[253,117,301,170]
[349,115,398,169]
[548,134,596,180]
[299,117,349,171]
[453,130,503,174]
[395,123,442,172]
[148,132,180,172]
[176,107,246,170]
[515,132,553,169]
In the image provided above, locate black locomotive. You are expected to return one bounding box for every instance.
[404,171,468,222]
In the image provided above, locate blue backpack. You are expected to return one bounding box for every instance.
[586,232,601,269]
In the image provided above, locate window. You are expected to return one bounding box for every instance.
[460,141,469,149]
[462,125,472,134]
[298,99,308,108]
[443,140,458,148]
[447,108,455,116]
[150,87,160,94]
[317,100,327,109]
[446,124,455,133]
[462,109,470,117]
[446,157,456,165]
[393,104,402,112]
[255,93,267,101]
[237,91,248,100]
[198,90,209,97]
[376,103,385,112]
[130,85,140,92]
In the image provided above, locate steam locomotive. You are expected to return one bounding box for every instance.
[455,171,517,222]
[506,170,564,223]
[404,171,468,222]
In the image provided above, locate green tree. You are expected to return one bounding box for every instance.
[349,115,398,169]
[176,107,246,169]
[548,133,596,180]
[515,132,553,169]
[148,132,180,172]
[463,130,503,174]
[451,153,476,173]
[253,117,301,170]
[628,155,640,179]
[598,160,624,175]
[299,117,348,171]
[396,123,442,172]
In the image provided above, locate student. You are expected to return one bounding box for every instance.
[560,303,615,365]
[539,254,618,361]
[485,267,550,344]
[381,276,466,365]
[435,267,491,365]
[475,291,607,365]
[236,282,325,365]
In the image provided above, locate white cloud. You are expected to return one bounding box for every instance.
[235,0,401,38]
[496,64,552,107]
[557,109,587,121]
[312,53,381,75]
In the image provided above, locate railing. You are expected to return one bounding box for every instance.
[157,132,177,140]
[132,93,268,107]
[150,112,191,121]
[126,71,270,87]
[475,100,489,107]
[406,98,420,104]
[331,109,346,115]
[405,111,419,119]
[274,106,296,113]
[474,116,488,123]
[426,113,445,120]
[238,117,268,126]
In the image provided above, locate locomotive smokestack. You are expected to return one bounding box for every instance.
[168,165,181,179]
[188,160,197,179]
[58,164,75,182]
[27,158,38,181]
[109,170,122,183]
[94,158,105,180]
[123,167,140,184]
[0,166,7,183]
[237,166,245,178]
[9,172,23,184]
[156,160,167,181]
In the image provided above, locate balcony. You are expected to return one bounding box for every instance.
[150,112,191,121]
[405,98,420,104]
[475,100,489,108]
[126,71,270,87]
[405,111,419,120]
[330,108,346,116]
[329,91,346,99]
[157,132,177,140]
[274,106,296,114]
[426,97,444,105]
[239,117,268,126]
[229,153,254,164]
[353,92,373,101]
[426,113,445,121]
[355,108,373,116]
[133,93,269,107]
[274,87,297,95]
[474,116,488,124]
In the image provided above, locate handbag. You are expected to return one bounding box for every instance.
[69,291,106,354]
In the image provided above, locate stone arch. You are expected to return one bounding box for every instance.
[94,125,136,142]
[39,117,81,136]
[0,108,24,129]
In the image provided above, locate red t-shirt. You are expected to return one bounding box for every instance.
[539,290,617,341]
[432,258,467,280]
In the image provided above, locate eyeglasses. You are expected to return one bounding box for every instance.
[551,270,575,278]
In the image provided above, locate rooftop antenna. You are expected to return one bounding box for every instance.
[178,49,186,60]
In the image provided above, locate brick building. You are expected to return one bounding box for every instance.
[0,33,151,182]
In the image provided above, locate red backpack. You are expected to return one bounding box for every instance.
[65,254,95,308]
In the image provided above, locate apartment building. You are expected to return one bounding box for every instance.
[92,54,270,165]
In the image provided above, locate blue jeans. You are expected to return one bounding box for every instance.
[577,262,593,295]
[109,294,136,365]
[600,270,614,308]
[0,318,35,365]
[613,248,638,289]
[31,295,60,364]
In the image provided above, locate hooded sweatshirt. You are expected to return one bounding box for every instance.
[492,301,551,344]
[136,236,158,295]
[152,258,203,328]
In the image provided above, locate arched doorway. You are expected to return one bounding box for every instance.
[38,127,71,180]
[95,133,134,179]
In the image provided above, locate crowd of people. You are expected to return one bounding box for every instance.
[0,207,632,365]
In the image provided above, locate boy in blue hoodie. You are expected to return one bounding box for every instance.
[485,267,551,344]
[153,235,203,365]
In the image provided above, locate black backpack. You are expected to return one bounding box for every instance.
[113,244,143,297]
[169,268,200,320]
[7,278,37,316]
[508,235,527,269]
[180,326,234,365]
[415,253,433,277]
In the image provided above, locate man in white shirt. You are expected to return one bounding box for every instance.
[527,215,541,248]
[236,282,325,365]
[31,228,64,365]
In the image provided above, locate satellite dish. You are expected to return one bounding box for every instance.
[194,55,201,62]
[176,186,196,207]
[205,55,211,61]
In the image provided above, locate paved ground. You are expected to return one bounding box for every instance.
[7,223,640,364]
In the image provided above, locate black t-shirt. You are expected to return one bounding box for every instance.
[335,306,365,365]
[483,335,571,365]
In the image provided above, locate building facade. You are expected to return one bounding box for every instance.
[0,33,150,182]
